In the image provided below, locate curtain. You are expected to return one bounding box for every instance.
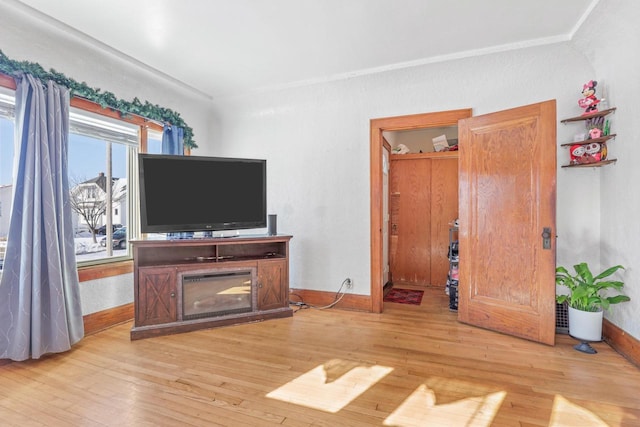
[0,74,84,361]
[162,124,191,238]
[161,124,184,155]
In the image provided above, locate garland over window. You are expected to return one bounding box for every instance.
[0,50,196,148]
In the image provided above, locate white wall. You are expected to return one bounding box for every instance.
[80,274,134,315]
[571,0,640,338]
[211,43,600,300]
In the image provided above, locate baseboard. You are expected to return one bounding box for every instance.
[83,303,134,336]
[290,288,372,312]
[603,319,640,368]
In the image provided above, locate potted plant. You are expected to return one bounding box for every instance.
[556,262,630,353]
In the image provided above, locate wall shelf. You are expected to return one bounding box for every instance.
[560,134,616,147]
[561,159,617,168]
[390,151,459,161]
[560,107,617,123]
[560,107,618,168]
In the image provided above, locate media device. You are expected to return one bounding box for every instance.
[267,214,277,236]
[138,154,267,234]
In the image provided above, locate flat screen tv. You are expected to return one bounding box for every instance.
[138,154,267,234]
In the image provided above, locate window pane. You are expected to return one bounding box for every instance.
[1,117,12,186]
[147,133,162,154]
[0,117,13,270]
[69,133,131,263]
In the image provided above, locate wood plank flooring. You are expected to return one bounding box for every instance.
[1,287,639,426]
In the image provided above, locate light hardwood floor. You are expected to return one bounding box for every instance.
[1,287,639,426]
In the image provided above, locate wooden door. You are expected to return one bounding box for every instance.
[137,267,177,326]
[458,100,556,345]
[382,145,391,286]
[257,259,288,311]
[390,157,431,285]
[430,157,459,286]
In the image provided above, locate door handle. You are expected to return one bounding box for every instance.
[541,227,552,250]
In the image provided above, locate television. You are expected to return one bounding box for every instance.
[138,154,267,234]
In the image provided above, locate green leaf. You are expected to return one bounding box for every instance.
[594,265,625,280]
[574,263,594,284]
[607,295,631,305]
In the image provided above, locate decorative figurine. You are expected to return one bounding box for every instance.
[578,80,600,115]
[570,143,601,165]
[589,128,603,139]
[584,142,602,162]
[570,144,586,164]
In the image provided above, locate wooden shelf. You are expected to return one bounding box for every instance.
[390,151,458,160]
[560,107,618,169]
[560,134,616,147]
[561,159,617,168]
[560,107,617,123]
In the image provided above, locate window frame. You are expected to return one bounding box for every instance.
[0,72,166,280]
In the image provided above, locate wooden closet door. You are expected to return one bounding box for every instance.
[430,157,458,286]
[390,157,431,285]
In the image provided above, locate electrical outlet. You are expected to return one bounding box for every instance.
[345,278,353,289]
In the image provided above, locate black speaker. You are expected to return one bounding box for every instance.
[267,214,277,235]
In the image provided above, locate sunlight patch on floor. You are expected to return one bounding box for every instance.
[549,395,610,426]
[266,359,393,413]
[384,384,506,427]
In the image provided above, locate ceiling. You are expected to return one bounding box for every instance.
[16,0,597,99]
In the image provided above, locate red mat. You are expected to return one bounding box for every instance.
[383,288,424,305]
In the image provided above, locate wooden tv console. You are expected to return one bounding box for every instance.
[130,234,293,340]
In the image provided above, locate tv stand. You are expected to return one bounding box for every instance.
[130,234,293,340]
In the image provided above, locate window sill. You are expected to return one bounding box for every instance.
[78,260,133,282]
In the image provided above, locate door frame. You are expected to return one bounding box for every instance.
[369,109,472,313]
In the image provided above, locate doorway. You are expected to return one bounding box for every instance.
[370,101,557,346]
[369,109,472,313]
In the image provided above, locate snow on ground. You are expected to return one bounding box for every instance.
[75,233,127,262]
[75,234,104,254]
[0,232,129,266]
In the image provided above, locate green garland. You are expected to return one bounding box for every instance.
[0,49,196,148]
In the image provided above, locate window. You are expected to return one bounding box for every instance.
[0,97,14,270]
[0,83,158,270]
[68,109,139,264]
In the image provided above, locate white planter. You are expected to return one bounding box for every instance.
[568,306,603,342]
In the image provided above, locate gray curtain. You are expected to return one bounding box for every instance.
[0,74,84,361]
